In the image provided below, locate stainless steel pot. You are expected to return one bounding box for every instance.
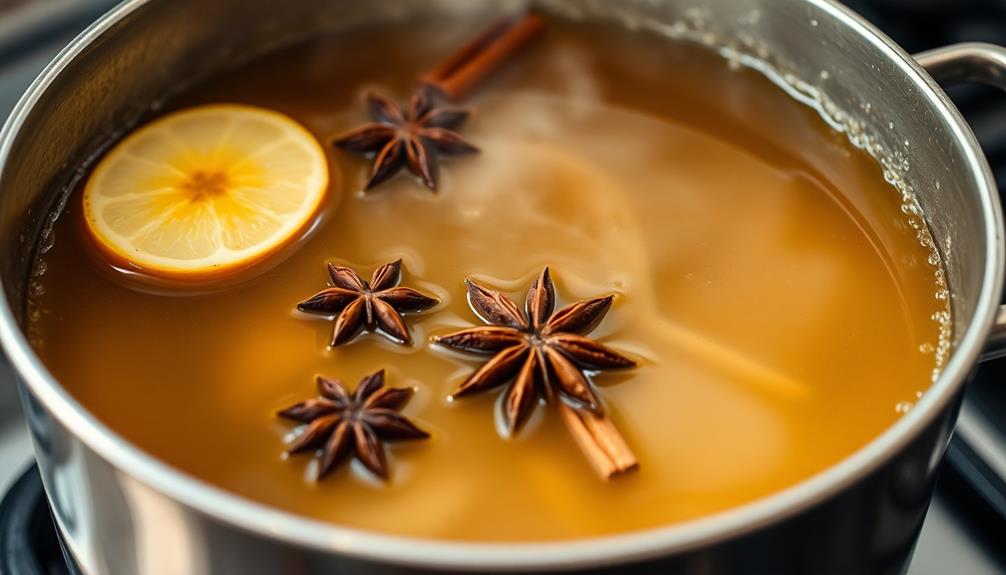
[1,1,1005,573]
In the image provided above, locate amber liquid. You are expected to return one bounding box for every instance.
[31,18,946,541]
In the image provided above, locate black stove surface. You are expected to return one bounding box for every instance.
[0,1,1005,574]
[0,467,79,575]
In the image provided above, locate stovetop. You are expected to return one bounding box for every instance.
[0,1,1004,574]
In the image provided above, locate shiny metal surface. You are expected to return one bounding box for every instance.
[0,1,1003,574]
[0,0,117,511]
[984,305,1006,360]
[914,43,1006,540]
[915,43,1006,362]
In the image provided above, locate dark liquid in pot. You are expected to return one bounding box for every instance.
[28,17,946,540]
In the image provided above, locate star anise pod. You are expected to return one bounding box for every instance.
[333,89,478,191]
[432,268,636,435]
[297,259,438,346]
[278,369,429,479]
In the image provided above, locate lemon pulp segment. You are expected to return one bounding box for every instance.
[83,104,328,277]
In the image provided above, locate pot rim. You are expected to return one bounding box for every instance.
[0,0,1002,571]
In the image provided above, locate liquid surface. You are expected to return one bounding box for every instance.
[30,18,945,541]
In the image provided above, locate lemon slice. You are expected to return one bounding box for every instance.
[83,104,328,278]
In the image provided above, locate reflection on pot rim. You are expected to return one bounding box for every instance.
[0,0,1002,571]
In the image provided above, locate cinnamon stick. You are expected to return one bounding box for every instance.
[421,13,546,101]
[558,401,638,480]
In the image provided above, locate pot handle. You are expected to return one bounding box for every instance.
[914,43,1006,360]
